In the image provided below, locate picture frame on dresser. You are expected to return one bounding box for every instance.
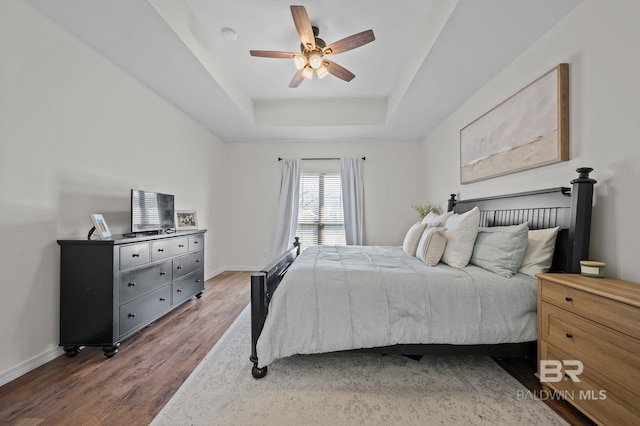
[89,213,111,239]
[175,210,198,230]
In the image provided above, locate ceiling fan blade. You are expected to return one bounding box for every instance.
[290,5,315,50]
[250,50,296,59]
[324,60,355,82]
[324,30,375,55]
[289,69,305,88]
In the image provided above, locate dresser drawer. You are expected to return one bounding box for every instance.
[151,237,188,261]
[173,272,204,305]
[541,279,640,338]
[542,343,640,425]
[173,251,203,280]
[189,233,203,252]
[119,243,150,270]
[119,285,172,336]
[541,303,640,398]
[119,260,172,303]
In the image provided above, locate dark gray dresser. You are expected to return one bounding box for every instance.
[57,229,206,357]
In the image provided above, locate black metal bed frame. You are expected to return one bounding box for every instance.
[250,167,596,378]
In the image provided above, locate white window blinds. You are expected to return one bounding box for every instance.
[297,173,346,247]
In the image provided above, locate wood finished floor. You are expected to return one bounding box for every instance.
[0,271,594,425]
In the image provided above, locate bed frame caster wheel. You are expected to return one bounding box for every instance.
[252,365,267,379]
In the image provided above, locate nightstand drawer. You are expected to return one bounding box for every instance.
[541,303,640,398]
[541,280,640,338]
[543,343,640,425]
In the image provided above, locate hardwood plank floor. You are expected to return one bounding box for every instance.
[0,271,594,425]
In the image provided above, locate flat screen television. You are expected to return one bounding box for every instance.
[131,189,175,233]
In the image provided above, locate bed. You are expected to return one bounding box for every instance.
[250,167,596,378]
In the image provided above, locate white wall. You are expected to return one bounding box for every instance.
[0,0,226,382]
[419,0,640,282]
[220,140,423,269]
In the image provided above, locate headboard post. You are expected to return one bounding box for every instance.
[447,194,457,213]
[568,167,597,273]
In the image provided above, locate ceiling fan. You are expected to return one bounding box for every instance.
[250,5,375,88]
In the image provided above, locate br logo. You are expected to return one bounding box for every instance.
[540,360,584,382]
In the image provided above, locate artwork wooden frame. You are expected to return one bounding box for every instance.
[175,210,198,230]
[460,63,569,184]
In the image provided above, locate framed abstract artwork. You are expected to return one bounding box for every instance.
[460,63,569,184]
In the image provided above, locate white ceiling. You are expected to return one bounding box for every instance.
[26,0,581,143]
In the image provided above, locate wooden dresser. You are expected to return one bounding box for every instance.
[537,273,640,425]
[58,230,206,357]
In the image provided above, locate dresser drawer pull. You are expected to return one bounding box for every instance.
[196,259,200,263]
[132,253,140,258]
[196,279,201,283]
[194,241,199,244]
[177,289,183,293]
[159,297,166,301]
[565,332,573,339]
[128,282,136,287]
[128,313,136,318]
[177,266,183,270]
[158,248,164,252]
[179,244,184,247]
[565,296,573,302]
[160,271,166,276]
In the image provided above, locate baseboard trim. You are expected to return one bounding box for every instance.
[0,346,65,387]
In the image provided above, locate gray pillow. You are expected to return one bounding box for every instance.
[470,223,529,278]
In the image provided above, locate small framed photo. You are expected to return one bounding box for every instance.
[90,213,112,239]
[175,210,198,230]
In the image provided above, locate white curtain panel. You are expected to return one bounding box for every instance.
[341,157,364,245]
[272,158,301,258]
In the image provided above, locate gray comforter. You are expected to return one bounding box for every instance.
[256,245,537,368]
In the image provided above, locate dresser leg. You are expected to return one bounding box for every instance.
[63,346,81,357]
[103,343,120,358]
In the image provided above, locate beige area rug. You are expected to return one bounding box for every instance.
[151,306,566,426]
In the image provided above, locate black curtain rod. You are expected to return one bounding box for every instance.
[278,157,365,161]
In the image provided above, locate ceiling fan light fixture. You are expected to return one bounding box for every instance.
[316,62,329,79]
[293,54,307,70]
[301,65,314,80]
[308,51,323,69]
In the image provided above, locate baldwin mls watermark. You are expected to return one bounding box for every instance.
[539,359,584,383]
[516,360,607,401]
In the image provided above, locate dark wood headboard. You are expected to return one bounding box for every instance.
[447,167,596,274]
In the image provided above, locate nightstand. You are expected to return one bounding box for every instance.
[537,273,640,425]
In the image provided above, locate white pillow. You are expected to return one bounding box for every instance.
[519,227,560,277]
[402,222,428,256]
[416,227,447,266]
[441,206,480,268]
[421,211,453,227]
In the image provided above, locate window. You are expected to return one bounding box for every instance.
[297,173,346,247]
